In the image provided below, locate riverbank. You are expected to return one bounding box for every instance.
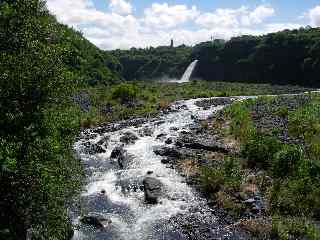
[74,81,314,128]
[71,96,257,239]
[170,93,320,239]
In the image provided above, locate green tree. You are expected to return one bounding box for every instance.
[0,1,82,239]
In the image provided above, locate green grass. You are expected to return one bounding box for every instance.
[200,93,320,239]
[77,81,312,126]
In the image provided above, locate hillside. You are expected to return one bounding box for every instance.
[55,23,122,86]
[192,28,320,87]
[109,45,192,81]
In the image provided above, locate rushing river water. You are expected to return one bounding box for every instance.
[70,97,246,240]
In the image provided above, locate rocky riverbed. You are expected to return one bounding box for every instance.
[70,93,314,239]
[70,96,263,240]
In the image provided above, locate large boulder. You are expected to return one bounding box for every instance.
[82,142,106,154]
[165,138,173,145]
[139,127,153,137]
[97,135,110,147]
[156,133,167,141]
[176,135,229,154]
[110,145,132,169]
[80,214,112,229]
[120,131,139,144]
[143,177,163,204]
[153,146,181,158]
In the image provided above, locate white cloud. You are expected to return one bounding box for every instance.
[245,5,275,25]
[143,3,199,29]
[196,5,274,29]
[308,6,320,26]
[46,1,304,50]
[47,0,139,33]
[109,0,132,15]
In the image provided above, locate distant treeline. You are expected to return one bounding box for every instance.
[52,22,320,88]
[192,28,320,87]
[110,45,192,81]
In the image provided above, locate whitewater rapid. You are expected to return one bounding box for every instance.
[71,97,239,240]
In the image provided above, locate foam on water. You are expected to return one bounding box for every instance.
[71,97,241,240]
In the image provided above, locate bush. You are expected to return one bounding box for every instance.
[216,191,246,218]
[274,106,289,118]
[272,145,303,178]
[272,216,320,240]
[242,134,282,169]
[200,158,242,194]
[224,102,255,143]
[269,178,320,218]
[201,166,225,194]
[111,83,138,104]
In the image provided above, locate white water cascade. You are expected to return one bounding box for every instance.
[179,60,198,83]
[70,96,247,240]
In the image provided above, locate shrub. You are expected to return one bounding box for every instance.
[200,158,242,194]
[289,103,320,140]
[201,166,225,194]
[216,191,246,218]
[111,83,138,104]
[272,216,320,240]
[269,178,320,218]
[274,106,289,118]
[242,134,282,169]
[272,145,303,178]
[224,102,256,143]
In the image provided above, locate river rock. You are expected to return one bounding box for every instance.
[83,142,106,154]
[169,127,179,132]
[195,97,234,109]
[153,146,181,158]
[81,132,98,141]
[110,145,131,169]
[156,133,167,140]
[139,127,153,137]
[120,131,139,144]
[143,177,163,204]
[97,135,110,147]
[83,193,112,212]
[165,138,173,145]
[80,214,112,229]
[176,135,229,154]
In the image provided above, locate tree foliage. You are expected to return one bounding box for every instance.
[110,45,193,81]
[0,1,83,239]
[192,29,320,87]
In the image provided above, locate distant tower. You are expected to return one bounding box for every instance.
[170,39,174,48]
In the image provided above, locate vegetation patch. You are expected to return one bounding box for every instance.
[199,93,320,239]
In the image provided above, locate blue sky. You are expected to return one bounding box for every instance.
[47,0,320,49]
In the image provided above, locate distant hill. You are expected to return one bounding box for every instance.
[49,16,320,87]
[192,28,320,87]
[109,45,193,81]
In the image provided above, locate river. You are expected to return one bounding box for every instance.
[70,97,247,240]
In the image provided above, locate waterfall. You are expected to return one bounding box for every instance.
[179,60,198,83]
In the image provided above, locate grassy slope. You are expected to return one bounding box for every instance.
[199,92,320,239]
